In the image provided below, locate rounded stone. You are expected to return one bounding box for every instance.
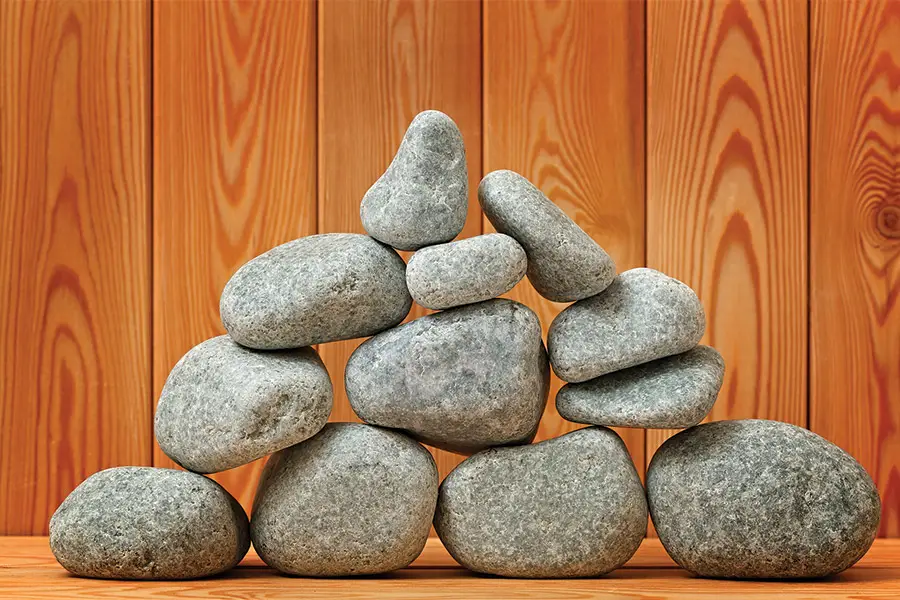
[647,419,881,579]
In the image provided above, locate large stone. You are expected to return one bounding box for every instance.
[647,420,881,579]
[251,423,438,576]
[434,427,647,578]
[345,299,549,454]
[155,336,332,473]
[50,467,249,580]
[220,234,411,349]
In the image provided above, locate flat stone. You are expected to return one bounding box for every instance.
[155,336,332,473]
[251,423,438,576]
[360,110,468,251]
[478,170,615,302]
[406,233,526,310]
[557,346,724,429]
[647,419,882,579]
[220,234,411,349]
[434,426,647,578]
[345,299,549,454]
[548,268,706,383]
[50,467,249,580]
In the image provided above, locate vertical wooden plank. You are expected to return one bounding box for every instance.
[0,0,151,534]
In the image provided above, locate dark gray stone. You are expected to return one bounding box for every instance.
[647,419,881,579]
[251,423,438,576]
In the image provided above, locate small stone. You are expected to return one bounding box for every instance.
[557,346,724,429]
[434,427,647,578]
[478,170,615,302]
[360,110,468,251]
[345,299,549,454]
[220,233,411,349]
[548,268,705,383]
[155,336,332,473]
[251,423,438,576]
[647,419,881,579]
[50,467,249,580]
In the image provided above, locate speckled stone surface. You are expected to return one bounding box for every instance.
[406,233,526,310]
[647,420,882,579]
[434,426,647,578]
[556,346,724,429]
[360,110,468,251]
[155,336,333,473]
[251,423,438,576]
[220,234,411,349]
[345,299,549,454]
[548,268,706,383]
[478,170,615,302]
[50,467,249,580]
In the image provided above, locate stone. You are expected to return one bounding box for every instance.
[50,467,249,580]
[251,423,438,576]
[647,419,881,579]
[478,170,615,302]
[406,233,526,310]
[548,268,705,383]
[556,345,724,429]
[155,336,333,473]
[220,233,412,349]
[360,110,468,251]
[345,299,549,454]
[434,426,647,578]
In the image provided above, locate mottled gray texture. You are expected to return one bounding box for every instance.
[220,234,412,349]
[647,420,882,579]
[155,336,333,473]
[345,299,549,454]
[434,426,647,578]
[478,170,615,302]
[557,346,724,429]
[548,268,706,383]
[360,110,468,251]
[50,467,249,580]
[251,423,438,576]
[406,233,526,310]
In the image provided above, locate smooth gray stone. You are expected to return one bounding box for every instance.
[345,299,549,454]
[548,268,706,383]
[155,336,333,473]
[478,170,615,302]
[434,426,647,578]
[251,423,438,576]
[220,233,412,349]
[557,346,724,429]
[360,110,468,251]
[406,233,526,310]
[50,467,249,580]
[647,420,882,579]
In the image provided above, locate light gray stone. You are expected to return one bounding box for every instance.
[647,419,881,579]
[50,467,249,580]
[155,336,332,473]
[220,234,411,349]
[434,426,647,578]
[251,423,438,576]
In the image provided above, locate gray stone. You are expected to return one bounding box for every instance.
[478,170,615,302]
[155,336,332,473]
[557,346,724,429]
[548,268,706,383]
[406,233,526,310]
[220,233,412,349]
[251,423,438,576]
[647,419,881,579]
[434,426,647,578]
[360,110,468,251]
[345,299,549,454]
[50,467,249,580]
